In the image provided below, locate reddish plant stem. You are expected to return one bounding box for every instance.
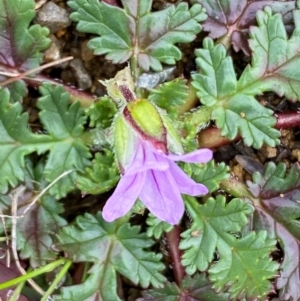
[274,111,300,129]
[102,0,121,6]
[198,112,300,149]
[165,225,185,285]
[24,75,96,108]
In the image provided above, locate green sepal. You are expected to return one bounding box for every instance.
[114,113,137,171]
[127,99,165,141]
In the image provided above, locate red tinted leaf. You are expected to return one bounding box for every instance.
[195,0,295,54]
[248,164,300,299]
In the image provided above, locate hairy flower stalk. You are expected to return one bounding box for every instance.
[101,68,212,225]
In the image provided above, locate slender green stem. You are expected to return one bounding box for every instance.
[0,236,10,241]
[0,258,69,291]
[41,260,72,301]
[7,279,26,301]
[183,105,213,131]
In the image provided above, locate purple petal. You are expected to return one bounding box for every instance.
[126,141,169,175]
[167,149,213,163]
[102,172,145,222]
[139,169,184,225]
[168,160,209,196]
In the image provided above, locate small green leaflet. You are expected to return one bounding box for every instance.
[148,78,189,118]
[54,212,166,301]
[76,150,119,195]
[68,0,206,71]
[146,213,173,239]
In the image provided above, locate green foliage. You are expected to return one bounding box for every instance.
[54,212,166,300]
[0,88,51,193]
[191,6,300,148]
[37,83,91,197]
[180,196,279,300]
[0,84,91,197]
[0,0,50,70]
[192,38,280,149]
[68,0,206,71]
[247,162,300,300]
[146,213,173,239]
[190,160,230,193]
[148,78,189,118]
[85,96,117,128]
[76,150,119,194]
[248,161,300,199]
[140,273,230,301]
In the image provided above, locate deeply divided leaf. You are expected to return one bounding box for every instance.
[181,196,278,300]
[68,0,207,71]
[192,36,280,148]
[37,83,91,197]
[55,212,166,300]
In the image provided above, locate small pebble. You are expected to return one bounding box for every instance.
[35,2,71,33]
[44,34,64,62]
[69,58,93,90]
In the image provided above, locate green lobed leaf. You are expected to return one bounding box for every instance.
[55,212,166,300]
[68,0,133,64]
[76,150,120,195]
[192,38,280,148]
[0,88,52,193]
[37,83,91,197]
[181,196,278,300]
[54,262,120,301]
[146,213,173,239]
[180,196,253,274]
[148,78,189,118]
[247,162,300,200]
[68,0,206,71]
[239,7,300,101]
[209,231,278,300]
[190,160,230,193]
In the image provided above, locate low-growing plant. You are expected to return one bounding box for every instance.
[0,0,300,300]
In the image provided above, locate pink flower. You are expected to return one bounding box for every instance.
[102,140,212,225]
